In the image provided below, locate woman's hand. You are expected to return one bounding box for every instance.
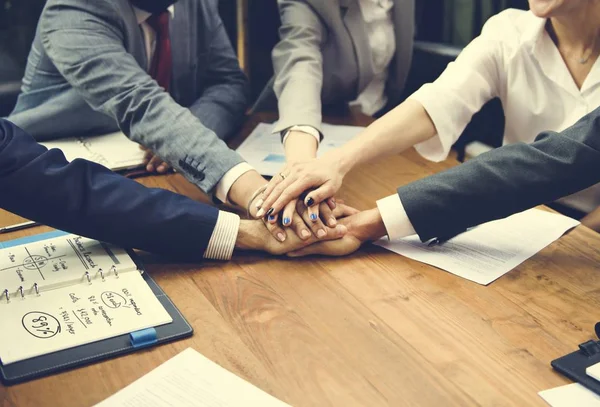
[264,197,339,241]
[287,208,386,257]
[257,152,348,218]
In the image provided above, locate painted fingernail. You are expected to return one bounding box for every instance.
[266,208,274,217]
[277,232,286,242]
[317,229,326,238]
[328,217,337,227]
[310,213,318,221]
[256,208,265,217]
[306,197,315,206]
[283,217,291,225]
[255,199,264,209]
[301,229,311,239]
[268,215,276,221]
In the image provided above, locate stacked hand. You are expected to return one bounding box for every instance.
[257,151,349,219]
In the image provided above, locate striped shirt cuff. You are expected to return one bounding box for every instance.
[203,211,241,260]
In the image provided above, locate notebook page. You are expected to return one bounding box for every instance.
[95,348,291,407]
[0,270,172,365]
[40,132,145,171]
[80,132,146,171]
[587,362,600,381]
[0,234,138,298]
[40,138,92,162]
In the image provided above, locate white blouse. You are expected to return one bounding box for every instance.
[409,9,600,213]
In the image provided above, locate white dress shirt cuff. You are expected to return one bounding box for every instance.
[281,125,322,146]
[203,211,240,260]
[376,194,416,240]
[214,163,254,204]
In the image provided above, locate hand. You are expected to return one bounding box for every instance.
[256,151,349,218]
[287,208,387,257]
[140,145,170,173]
[262,200,356,243]
[235,217,348,256]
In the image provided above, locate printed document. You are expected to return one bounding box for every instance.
[375,209,579,285]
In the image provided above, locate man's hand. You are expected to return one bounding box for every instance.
[286,207,388,257]
[140,145,170,173]
[235,217,348,256]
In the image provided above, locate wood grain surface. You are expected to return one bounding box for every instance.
[0,112,598,407]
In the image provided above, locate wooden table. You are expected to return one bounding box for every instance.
[1,112,600,406]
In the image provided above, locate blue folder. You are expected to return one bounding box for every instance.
[0,231,193,385]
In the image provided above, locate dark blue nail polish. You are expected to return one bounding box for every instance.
[268,215,276,221]
[266,208,274,217]
[306,197,315,207]
[283,217,291,225]
[310,213,317,221]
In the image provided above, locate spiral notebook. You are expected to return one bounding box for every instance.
[40,131,146,171]
[0,230,191,384]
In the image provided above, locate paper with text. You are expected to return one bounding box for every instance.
[539,383,600,406]
[40,132,146,171]
[95,348,291,407]
[587,362,600,381]
[236,122,364,176]
[0,270,171,364]
[0,234,138,298]
[375,209,580,285]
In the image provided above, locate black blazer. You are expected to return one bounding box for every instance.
[0,119,219,261]
[398,106,600,241]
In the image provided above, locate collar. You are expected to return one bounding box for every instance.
[133,4,175,25]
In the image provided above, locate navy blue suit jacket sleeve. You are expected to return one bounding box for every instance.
[397,107,600,241]
[0,119,219,261]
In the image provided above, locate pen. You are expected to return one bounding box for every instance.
[427,228,473,246]
[0,221,41,234]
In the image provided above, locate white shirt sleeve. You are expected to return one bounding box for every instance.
[203,211,240,260]
[408,15,506,162]
[281,125,322,146]
[214,163,254,204]
[376,194,416,240]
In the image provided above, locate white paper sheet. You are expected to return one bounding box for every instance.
[40,132,146,171]
[587,362,600,381]
[0,270,172,365]
[236,122,364,176]
[374,209,580,285]
[539,383,600,407]
[94,348,291,407]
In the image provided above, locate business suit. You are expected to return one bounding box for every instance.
[398,106,600,242]
[8,0,249,194]
[0,119,218,261]
[272,0,415,134]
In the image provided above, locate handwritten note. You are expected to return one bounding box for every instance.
[0,234,138,298]
[0,271,171,365]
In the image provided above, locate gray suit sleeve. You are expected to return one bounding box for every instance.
[40,0,244,193]
[398,107,600,241]
[272,0,326,134]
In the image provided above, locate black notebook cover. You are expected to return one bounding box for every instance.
[551,323,600,396]
[0,231,193,385]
